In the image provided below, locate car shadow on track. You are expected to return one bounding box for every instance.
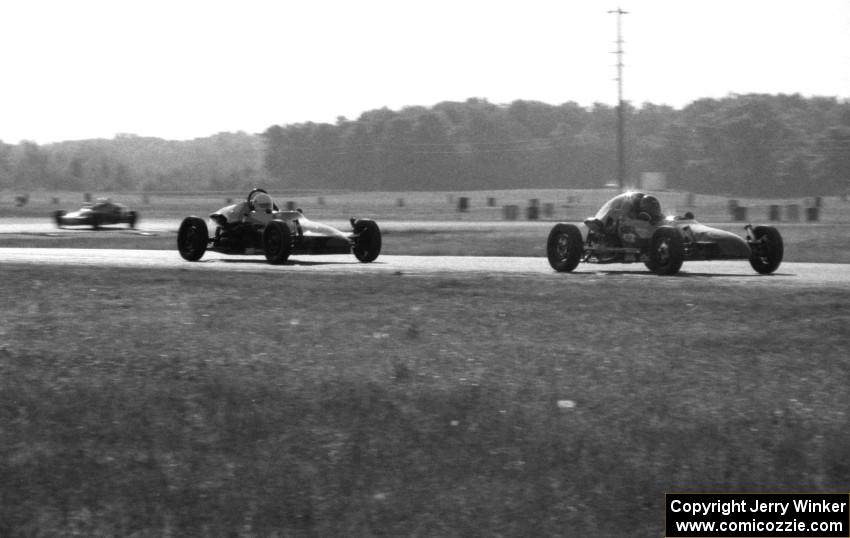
[212,258,378,267]
[49,228,155,235]
[680,271,795,278]
[582,269,794,278]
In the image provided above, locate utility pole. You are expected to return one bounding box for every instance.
[608,7,628,190]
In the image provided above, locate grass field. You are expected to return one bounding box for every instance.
[2,265,849,536]
[3,187,849,223]
[2,188,849,535]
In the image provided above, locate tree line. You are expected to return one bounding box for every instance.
[0,132,264,193]
[262,94,849,197]
[2,94,848,197]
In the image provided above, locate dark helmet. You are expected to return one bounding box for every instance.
[640,195,662,220]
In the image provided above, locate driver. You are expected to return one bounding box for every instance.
[619,193,662,255]
[244,191,277,225]
[251,192,274,214]
[638,195,663,224]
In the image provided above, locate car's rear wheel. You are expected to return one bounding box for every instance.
[91,214,101,230]
[352,219,381,263]
[649,226,684,275]
[53,210,66,228]
[127,211,138,229]
[547,223,583,272]
[263,220,291,264]
[177,216,208,261]
[749,225,783,274]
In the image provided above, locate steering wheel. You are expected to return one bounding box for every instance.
[247,188,279,211]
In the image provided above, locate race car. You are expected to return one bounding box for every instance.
[546,191,783,276]
[54,198,139,229]
[177,188,381,265]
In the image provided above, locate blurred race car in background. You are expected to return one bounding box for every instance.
[177,188,381,265]
[53,198,139,229]
[547,191,783,276]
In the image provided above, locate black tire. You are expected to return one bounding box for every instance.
[749,225,783,274]
[91,214,101,230]
[547,223,583,272]
[177,216,208,261]
[263,220,291,264]
[352,219,381,263]
[53,210,66,227]
[649,226,684,275]
[127,211,138,229]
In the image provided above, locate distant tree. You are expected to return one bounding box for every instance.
[463,101,520,189]
[114,162,133,190]
[0,140,13,188]
[68,156,84,180]
[339,121,380,189]
[379,116,415,189]
[811,125,850,195]
[309,122,342,188]
[262,125,287,186]
[507,100,559,138]
[411,112,465,190]
[657,122,692,191]
[13,142,52,189]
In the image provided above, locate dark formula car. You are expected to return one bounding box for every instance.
[54,198,139,229]
[547,191,783,276]
[177,188,381,265]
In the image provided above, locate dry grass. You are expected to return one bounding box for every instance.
[2,265,849,536]
[3,187,849,223]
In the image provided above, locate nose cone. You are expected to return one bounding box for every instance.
[686,223,751,259]
[706,228,751,258]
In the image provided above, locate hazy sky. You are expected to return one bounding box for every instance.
[1,0,848,143]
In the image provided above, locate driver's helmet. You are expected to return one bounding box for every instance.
[639,195,662,221]
[252,192,274,213]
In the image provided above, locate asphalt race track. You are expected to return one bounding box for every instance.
[2,248,849,286]
[0,219,553,235]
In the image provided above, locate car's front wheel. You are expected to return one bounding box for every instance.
[127,211,138,229]
[649,226,684,275]
[177,216,208,261]
[546,223,583,272]
[352,219,381,263]
[53,210,66,228]
[749,226,783,274]
[263,220,291,264]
